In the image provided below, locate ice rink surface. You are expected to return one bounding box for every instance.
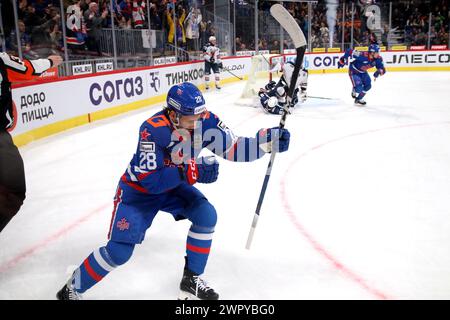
[1,71,450,299]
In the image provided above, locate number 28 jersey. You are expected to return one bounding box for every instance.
[119,109,265,196]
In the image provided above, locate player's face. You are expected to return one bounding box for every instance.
[178,113,203,130]
[371,52,380,59]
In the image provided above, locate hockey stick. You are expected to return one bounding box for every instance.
[217,61,243,80]
[306,95,338,100]
[246,4,307,250]
[222,66,243,80]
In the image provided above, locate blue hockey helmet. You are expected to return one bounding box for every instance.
[166,82,206,116]
[368,44,380,53]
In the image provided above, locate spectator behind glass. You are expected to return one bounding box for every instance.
[84,2,108,56]
[199,19,207,47]
[132,0,146,29]
[66,0,87,51]
[30,7,61,56]
[18,0,28,20]
[118,16,132,29]
[269,39,279,53]
[120,0,133,23]
[206,20,214,39]
[283,39,294,50]
[235,36,242,51]
[166,5,186,47]
[185,7,202,51]
[23,4,43,34]
[80,0,92,13]
[32,0,52,17]
[49,17,62,48]
[177,5,187,47]
[150,3,162,30]
[9,20,31,53]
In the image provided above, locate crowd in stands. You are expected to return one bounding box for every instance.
[1,0,449,60]
[401,1,449,46]
[236,0,449,52]
[3,0,216,58]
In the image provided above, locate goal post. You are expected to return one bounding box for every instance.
[240,53,296,99]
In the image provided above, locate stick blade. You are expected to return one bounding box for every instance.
[270,4,306,48]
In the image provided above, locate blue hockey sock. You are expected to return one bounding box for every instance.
[71,241,134,293]
[186,224,215,275]
[72,247,117,293]
[357,91,366,100]
[183,199,217,275]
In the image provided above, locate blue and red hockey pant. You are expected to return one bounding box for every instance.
[349,70,372,100]
[71,183,217,293]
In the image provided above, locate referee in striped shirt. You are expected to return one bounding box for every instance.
[0,52,62,234]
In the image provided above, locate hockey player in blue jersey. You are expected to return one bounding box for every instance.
[56,82,291,300]
[338,43,386,106]
[258,60,308,115]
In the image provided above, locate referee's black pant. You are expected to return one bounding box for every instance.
[0,130,26,233]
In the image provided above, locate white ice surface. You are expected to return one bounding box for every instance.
[1,72,450,299]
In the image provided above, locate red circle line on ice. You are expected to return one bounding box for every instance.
[0,204,110,274]
[280,120,450,300]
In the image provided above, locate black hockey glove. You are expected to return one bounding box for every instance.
[265,81,277,91]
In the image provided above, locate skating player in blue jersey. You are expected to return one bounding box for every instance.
[338,43,386,106]
[56,82,291,300]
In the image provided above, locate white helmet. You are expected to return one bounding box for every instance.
[209,36,216,43]
[267,96,278,109]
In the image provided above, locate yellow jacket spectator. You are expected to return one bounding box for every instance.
[166,9,186,44]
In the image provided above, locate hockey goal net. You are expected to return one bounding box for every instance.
[240,53,296,99]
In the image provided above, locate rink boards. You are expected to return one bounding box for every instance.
[9,50,450,147]
[293,49,450,74]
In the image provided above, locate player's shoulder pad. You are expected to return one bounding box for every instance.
[201,110,220,128]
[142,112,172,147]
[202,110,233,134]
[203,111,237,141]
[0,52,20,64]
